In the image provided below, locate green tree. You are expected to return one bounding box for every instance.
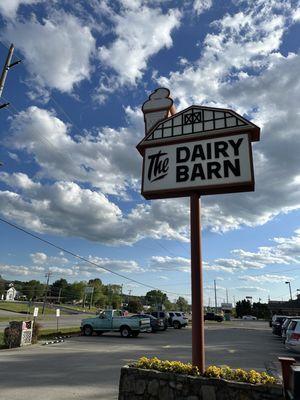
[22,280,45,300]
[88,278,104,306]
[252,302,270,319]
[0,275,5,298]
[145,290,168,309]
[64,281,86,303]
[176,296,190,312]
[127,299,143,313]
[51,279,69,302]
[235,299,252,318]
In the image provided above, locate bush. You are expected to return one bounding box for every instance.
[134,357,277,385]
[3,326,21,348]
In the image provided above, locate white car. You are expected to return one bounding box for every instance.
[285,319,300,353]
[168,311,189,329]
[242,315,257,320]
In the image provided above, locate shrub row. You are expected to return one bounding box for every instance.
[134,357,277,385]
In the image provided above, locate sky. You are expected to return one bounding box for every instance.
[0,0,300,305]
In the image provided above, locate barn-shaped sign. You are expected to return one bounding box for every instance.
[137,89,260,200]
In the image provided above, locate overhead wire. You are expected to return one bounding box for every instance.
[0,216,191,297]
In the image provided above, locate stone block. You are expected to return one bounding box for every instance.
[148,379,159,396]
[135,379,146,395]
[159,384,174,400]
[201,385,216,400]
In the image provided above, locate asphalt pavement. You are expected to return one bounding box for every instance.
[1,320,299,400]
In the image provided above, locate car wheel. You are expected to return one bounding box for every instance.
[83,325,93,336]
[120,326,131,338]
[131,331,139,338]
[173,321,181,329]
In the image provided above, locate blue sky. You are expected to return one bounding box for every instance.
[0,0,300,305]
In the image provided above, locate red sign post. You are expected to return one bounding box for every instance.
[137,88,260,373]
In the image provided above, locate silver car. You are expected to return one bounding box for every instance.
[285,319,300,353]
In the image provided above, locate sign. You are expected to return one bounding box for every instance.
[33,307,39,317]
[56,309,60,318]
[221,303,233,310]
[85,286,94,294]
[142,133,253,199]
[137,88,261,373]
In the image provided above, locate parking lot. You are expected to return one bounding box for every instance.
[0,320,299,400]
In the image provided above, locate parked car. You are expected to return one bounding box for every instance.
[204,312,223,322]
[242,315,257,320]
[146,311,169,330]
[131,314,164,332]
[168,311,189,329]
[270,314,286,328]
[80,309,150,338]
[281,317,298,342]
[285,319,300,353]
[272,316,287,336]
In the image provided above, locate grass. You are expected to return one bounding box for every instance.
[39,327,81,339]
[0,332,4,349]
[0,301,68,315]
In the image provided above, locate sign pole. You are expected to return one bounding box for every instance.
[190,193,205,373]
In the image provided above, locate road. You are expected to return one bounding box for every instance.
[1,320,299,400]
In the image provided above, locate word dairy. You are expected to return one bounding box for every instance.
[143,133,253,195]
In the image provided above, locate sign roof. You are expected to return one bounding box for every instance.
[137,105,260,154]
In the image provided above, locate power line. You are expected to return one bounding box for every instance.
[0,216,190,297]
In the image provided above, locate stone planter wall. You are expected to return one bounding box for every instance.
[118,366,284,400]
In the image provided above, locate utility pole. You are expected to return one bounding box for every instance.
[0,44,21,108]
[226,288,229,304]
[233,296,236,307]
[285,281,293,301]
[58,288,62,304]
[214,279,217,313]
[42,271,52,315]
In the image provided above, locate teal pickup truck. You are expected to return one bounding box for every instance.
[80,309,151,338]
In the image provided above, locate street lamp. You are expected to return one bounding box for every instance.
[285,281,292,301]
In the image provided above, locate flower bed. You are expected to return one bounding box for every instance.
[118,357,284,400]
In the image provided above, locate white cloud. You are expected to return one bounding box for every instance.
[2,12,95,93]
[236,286,268,293]
[0,263,43,276]
[81,256,143,274]
[0,174,190,245]
[204,229,300,281]
[193,0,212,15]
[0,0,43,20]
[97,3,181,96]
[150,256,190,272]
[239,274,294,283]
[156,1,300,232]
[4,106,142,195]
[30,252,47,265]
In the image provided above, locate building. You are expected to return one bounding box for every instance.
[5,283,18,301]
[268,295,300,316]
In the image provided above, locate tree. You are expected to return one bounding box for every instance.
[176,296,190,312]
[145,290,168,309]
[0,275,5,298]
[235,300,252,318]
[127,299,143,313]
[88,278,104,307]
[51,279,69,302]
[22,280,45,300]
[64,281,86,303]
[252,302,270,319]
